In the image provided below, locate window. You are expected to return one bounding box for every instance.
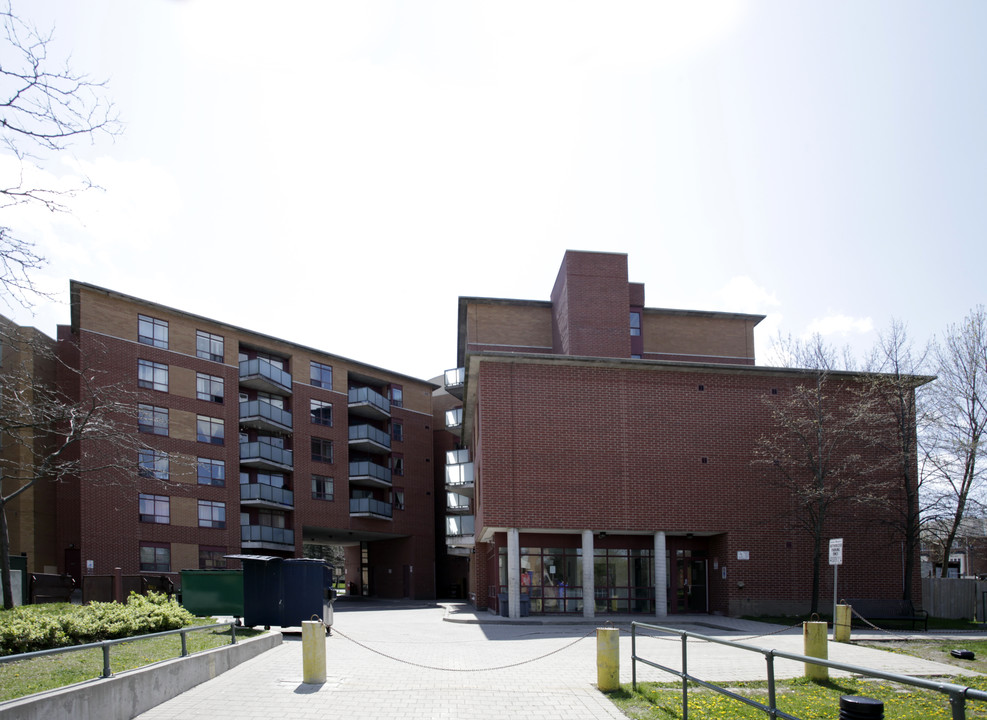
[257,391,284,409]
[390,385,403,408]
[138,404,168,436]
[312,474,333,501]
[310,399,332,426]
[311,438,333,463]
[138,359,168,392]
[630,311,642,337]
[197,458,225,486]
[310,361,332,389]
[197,415,224,445]
[138,449,169,480]
[138,314,168,349]
[196,331,224,363]
[199,547,227,570]
[139,493,169,524]
[198,500,226,529]
[393,488,405,511]
[254,472,285,487]
[196,373,224,403]
[391,454,404,476]
[140,543,170,572]
[391,420,403,442]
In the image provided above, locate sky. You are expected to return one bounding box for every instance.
[1,1,985,380]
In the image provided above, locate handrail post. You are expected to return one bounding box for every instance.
[231,622,237,644]
[631,623,638,691]
[101,642,112,678]
[180,629,188,657]
[681,632,689,720]
[950,691,966,720]
[766,650,777,718]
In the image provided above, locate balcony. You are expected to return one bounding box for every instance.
[445,407,462,436]
[241,524,294,550]
[446,492,470,514]
[444,367,465,400]
[348,424,391,455]
[349,497,392,520]
[239,400,292,433]
[348,386,390,421]
[349,460,392,489]
[239,358,292,396]
[445,461,474,497]
[446,515,475,547]
[240,441,293,471]
[240,482,294,509]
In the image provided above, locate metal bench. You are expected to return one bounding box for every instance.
[844,598,929,631]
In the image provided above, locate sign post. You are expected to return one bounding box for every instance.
[829,538,843,637]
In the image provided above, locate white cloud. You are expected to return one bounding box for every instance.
[715,275,779,314]
[805,314,874,338]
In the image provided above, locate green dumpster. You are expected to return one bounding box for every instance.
[180,570,244,618]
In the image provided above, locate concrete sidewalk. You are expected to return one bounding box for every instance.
[134,602,984,720]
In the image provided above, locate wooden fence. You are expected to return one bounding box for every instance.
[921,577,987,620]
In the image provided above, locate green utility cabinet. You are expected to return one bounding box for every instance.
[180,570,244,618]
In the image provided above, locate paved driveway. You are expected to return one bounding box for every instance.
[134,603,978,720]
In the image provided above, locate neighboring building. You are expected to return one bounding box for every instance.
[439,250,920,618]
[48,282,437,599]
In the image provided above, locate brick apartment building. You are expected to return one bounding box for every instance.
[4,250,920,617]
[439,250,920,618]
[35,281,437,599]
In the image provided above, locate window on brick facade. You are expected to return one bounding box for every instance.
[138,404,168,436]
[138,359,169,392]
[312,474,333,501]
[140,543,170,572]
[139,493,169,524]
[257,391,285,409]
[198,500,226,529]
[197,458,225,486]
[310,361,332,389]
[389,385,403,408]
[393,488,405,510]
[391,453,404,476]
[138,448,169,480]
[196,331,224,362]
[630,311,641,337]
[310,399,332,426]
[196,373,224,403]
[138,315,168,349]
[199,546,227,570]
[311,438,333,463]
[197,415,224,445]
[391,420,403,442]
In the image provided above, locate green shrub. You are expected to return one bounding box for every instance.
[0,592,196,656]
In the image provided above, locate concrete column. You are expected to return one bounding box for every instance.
[507,528,520,620]
[654,532,667,619]
[582,530,595,619]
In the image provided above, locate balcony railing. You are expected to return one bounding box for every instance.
[348,424,391,454]
[447,449,470,465]
[349,460,392,488]
[447,492,471,514]
[239,400,292,433]
[445,408,462,430]
[240,482,294,508]
[238,358,292,395]
[445,462,474,487]
[347,386,390,420]
[444,367,465,399]
[349,497,392,519]
[239,441,293,470]
[446,514,474,537]
[241,524,294,547]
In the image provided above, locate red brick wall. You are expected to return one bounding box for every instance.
[551,251,630,358]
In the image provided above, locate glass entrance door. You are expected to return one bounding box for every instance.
[670,549,708,613]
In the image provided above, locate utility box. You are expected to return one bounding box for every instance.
[180,570,244,618]
[226,555,334,628]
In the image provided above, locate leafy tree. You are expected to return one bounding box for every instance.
[923,306,987,577]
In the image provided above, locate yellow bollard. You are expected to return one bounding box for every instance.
[834,604,852,643]
[597,627,619,691]
[803,621,828,681]
[302,620,327,684]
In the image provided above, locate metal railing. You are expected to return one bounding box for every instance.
[630,621,987,720]
[0,622,238,679]
[347,386,390,415]
[238,358,292,393]
[240,482,294,507]
[349,497,392,518]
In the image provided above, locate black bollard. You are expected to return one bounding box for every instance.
[840,695,884,719]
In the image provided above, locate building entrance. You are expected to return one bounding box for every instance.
[666,537,709,614]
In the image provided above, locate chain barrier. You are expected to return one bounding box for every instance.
[847,606,921,640]
[330,625,596,672]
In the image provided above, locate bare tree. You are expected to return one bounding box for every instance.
[862,320,933,600]
[0,329,164,609]
[756,333,880,613]
[924,306,987,577]
[0,2,119,308]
